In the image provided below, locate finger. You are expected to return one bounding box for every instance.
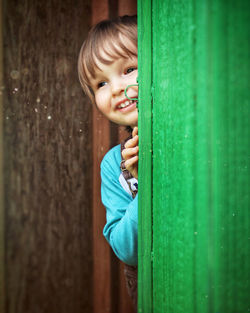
[125,155,138,169]
[132,127,138,137]
[122,146,139,160]
[124,135,139,148]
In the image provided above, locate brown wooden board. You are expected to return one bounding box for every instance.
[2,1,92,312]
[0,0,5,312]
[117,4,137,313]
[1,0,138,312]
[91,1,137,312]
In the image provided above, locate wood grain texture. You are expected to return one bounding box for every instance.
[91,2,114,313]
[118,0,137,16]
[2,1,138,312]
[117,2,137,313]
[3,1,92,312]
[137,0,153,312]
[140,0,250,312]
[91,1,137,313]
[152,2,196,311]
[0,0,5,312]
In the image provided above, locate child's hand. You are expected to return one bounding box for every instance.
[122,127,139,179]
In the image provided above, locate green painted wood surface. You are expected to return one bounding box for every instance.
[138,0,250,312]
[137,0,152,312]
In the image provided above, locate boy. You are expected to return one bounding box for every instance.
[78,15,139,307]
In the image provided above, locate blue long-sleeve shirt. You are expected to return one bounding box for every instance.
[101,144,138,266]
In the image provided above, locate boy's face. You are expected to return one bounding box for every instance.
[90,42,138,128]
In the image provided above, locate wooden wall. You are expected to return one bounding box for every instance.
[2,0,94,312]
[91,2,137,313]
[0,0,4,311]
[138,0,250,312]
[1,0,137,312]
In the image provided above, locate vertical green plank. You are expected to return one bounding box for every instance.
[152,1,196,312]
[138,0,250,312]
[138,0,250,311]
[194,1,211,311]
[137,0,152,312]
[226,1,250,310]
[195,1,250,312]
[210,0,250,311]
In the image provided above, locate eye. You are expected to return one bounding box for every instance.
[97,81,107,89]
[125,67,137,74]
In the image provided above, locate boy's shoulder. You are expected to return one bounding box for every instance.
[101,144,121,172]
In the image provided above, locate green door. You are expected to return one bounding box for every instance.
[138,0,250,312]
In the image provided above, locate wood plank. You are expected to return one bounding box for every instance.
[151,0,250,312]
[152,1,196,311]
[3,1,93,312]
[118,0,137,16]
[92,107,113,313]
[92,2,138,312]
[0,0,5,311]
[137,0,153,312]
[91,1,113,313]
[117,2,137,313]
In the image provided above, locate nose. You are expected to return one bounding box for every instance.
[111,78,125,96]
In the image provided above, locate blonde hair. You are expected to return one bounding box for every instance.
[78,15,137,104]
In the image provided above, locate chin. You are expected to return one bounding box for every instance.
[129,118,138,127]
[129,122,138,128]
[128,116,138,128]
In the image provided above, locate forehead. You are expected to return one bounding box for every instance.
[95,46,137,71]
[85,35,137,80]
[101,35,137,60]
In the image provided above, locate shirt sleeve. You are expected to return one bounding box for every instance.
[101,152,138,266]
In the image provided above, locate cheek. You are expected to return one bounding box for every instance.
[126,71,138,83]
[95,92,109,114]
[127,72,138,90]
[125,73,138,93]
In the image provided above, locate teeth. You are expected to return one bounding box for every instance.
[119,100,134,109]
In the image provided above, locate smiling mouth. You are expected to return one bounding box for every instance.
[117,99,137,109]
